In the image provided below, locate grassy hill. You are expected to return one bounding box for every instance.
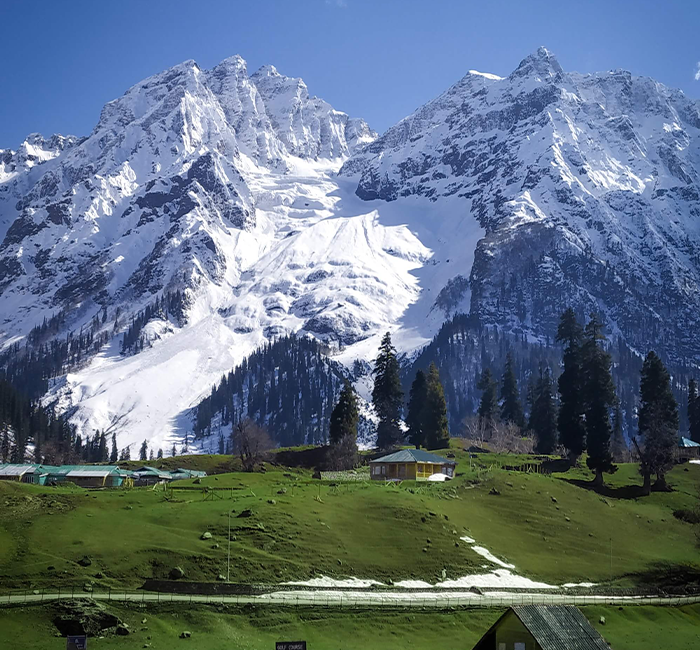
[0,444,698,591]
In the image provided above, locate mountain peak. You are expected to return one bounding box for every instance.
[511,46,563,80]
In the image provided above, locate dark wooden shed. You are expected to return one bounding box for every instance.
[472,605,611,650]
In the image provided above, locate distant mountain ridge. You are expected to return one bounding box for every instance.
[1,48,699,452]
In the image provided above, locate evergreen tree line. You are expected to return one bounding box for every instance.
[193,335,347,448]
[121,291,187,354]
[370,332,450,451]
[405,312,694,442]
[0,378,75,464]
[472,309,682,492]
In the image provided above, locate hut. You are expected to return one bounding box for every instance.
[369,449,456,481]
[676,437,700,462]
[44,465,124,488]
[471,605,611,650]
[132,466,173,485]
[0,464,44,484]
[169,468,207,481]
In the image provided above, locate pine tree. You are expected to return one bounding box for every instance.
[688,378,700,443]
[329,380,359,445]
[477,368,498,424]
[109,432,118,463]
[500,353,524,427]
[530,366,558,454]
[139,439,148,461]
[171,443,177,458]
[218,434,225,455]
[556,308,586,461]
[611,403,626,462]
[581,315,617,485]
[636,351,678,494]
[157,448,163,459]
[406,370,428,448]
[371,332,404,450]
[98,432,108,463]
[0,425,9,463]
[423,363,449,450]
[327,380,359,470]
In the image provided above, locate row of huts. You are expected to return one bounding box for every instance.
[0,464,206,488]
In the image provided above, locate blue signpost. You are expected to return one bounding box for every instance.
[66,635,87,650]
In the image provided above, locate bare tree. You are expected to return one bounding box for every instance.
[232,419,272,471]
[489,420,535,454]
[460,415,492,449]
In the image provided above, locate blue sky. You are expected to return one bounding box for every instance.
[2,0,699,149]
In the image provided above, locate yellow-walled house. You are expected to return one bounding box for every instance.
[369,449,456,481]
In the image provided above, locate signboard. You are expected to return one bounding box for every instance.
[66,636,87,650]
[276,643,306,650]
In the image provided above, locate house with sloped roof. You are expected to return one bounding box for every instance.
[471,605,612,650]
[368,449,456,481]
[676,436,700,462]
[44,465,125,488]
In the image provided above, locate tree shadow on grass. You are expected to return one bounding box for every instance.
[626,562,700,591]
[556,477,650,499]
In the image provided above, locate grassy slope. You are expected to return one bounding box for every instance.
[0,448,698,589]
[0,603,698,650]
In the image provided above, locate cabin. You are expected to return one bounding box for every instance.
[132,466,174,485]
[471,605,611,650]
[0,464,45,484]
[169,468,207,481]
[676,436,700,462]
[44,465,124,488]
[369,449,456,481]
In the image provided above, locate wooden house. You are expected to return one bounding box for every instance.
[676,437,700,462]
[369,449,455,481]
[0,464,44,484]
[44,465,124,487]
[471,605,611,650]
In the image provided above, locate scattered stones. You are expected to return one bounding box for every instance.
[200,532,212,540]
[217,574,226,581]
[180,631,192,639]
[565,516,571,522]
[95,572,105,579]
[169,566,185,580]
[422,547,428,553]
[426,538,432,544]
[267,499,276,505]
[277,488,287,495]
[599,616,606,625]
[550,496,558,503]
[77,556,92,567]
[420,516,427,523]
[211,544,220,549]
[428,511,437,517]
[506,482,514,487]
[489,487,501,496]
[193,478,202,484]
[142,618,148,624]
[52,601,120,636]
[115,624,130,636]
[237,509,253,518]
[47,565,55,571]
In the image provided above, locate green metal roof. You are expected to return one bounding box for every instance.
[679,436,700,448]
[44,465,120,476]
[369,449,455,465]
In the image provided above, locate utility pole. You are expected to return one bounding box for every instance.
[610,536,613,582]
[227,509,233,583]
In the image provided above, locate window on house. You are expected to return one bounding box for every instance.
[514,643,526,650]
[381,465,386,475]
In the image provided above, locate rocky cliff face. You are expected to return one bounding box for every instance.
[343,47,700,363]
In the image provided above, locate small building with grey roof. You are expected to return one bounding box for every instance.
[471,605,612,650]
[369,449,455,481]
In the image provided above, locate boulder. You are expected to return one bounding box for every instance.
[237,509,253,518]
[180,631,192,639]
[116,624,130,636]
[169,566,185,580]
[200,532,212,540]
[52,600,121,636]
[77,556,92,567]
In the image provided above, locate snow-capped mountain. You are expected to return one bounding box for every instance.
[344,47,700,363]
[2,48,700,453]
